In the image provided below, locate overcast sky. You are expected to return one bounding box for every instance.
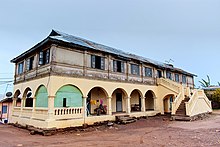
[0,0,220,98]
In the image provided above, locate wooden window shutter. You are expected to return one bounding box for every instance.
[101,57,105,70]
[39,51,44,65]
[113,60,117,72]
[121,61,124,73]
[45,49,50,64]
[91,55,96,68]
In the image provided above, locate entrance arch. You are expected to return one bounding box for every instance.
[55,85,83,108]
[87,87,108,115]
[112,88,128,113]
[14,89,21,107]
[130,89,142,112]
[163,94,175,113]
[23,87,33,107]
[145,90,155,111]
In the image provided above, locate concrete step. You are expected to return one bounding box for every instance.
[116,115,137,124]
[172,115,191,121]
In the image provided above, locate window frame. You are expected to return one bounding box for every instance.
[166,71,172,80]
[91,55,105,70]
[17,61,24,74]
[145,67,153,77]
[113,60,124,73]
[182,75,187,84]
[39,49,50,66]
[2,105,7,114]
[26,56,34,71]
[175,73,180,82]
[130,64,140,75]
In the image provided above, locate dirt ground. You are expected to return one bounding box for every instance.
[1,111,220,147]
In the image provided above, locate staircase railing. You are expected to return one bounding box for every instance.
[171,90,184,115]
[185,89,212,116]
[157,78,181,93]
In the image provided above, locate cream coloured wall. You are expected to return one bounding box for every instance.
[53,47,84,66]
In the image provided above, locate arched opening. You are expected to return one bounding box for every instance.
[14,90,21,107]
[112,88,127,113]
[23,87,33,107]
[54,85,83,108]
[87,87,108,116]
[145,90,155,111]
[163,94,175,114]
[35,85,48,108]
[130,89,142,112]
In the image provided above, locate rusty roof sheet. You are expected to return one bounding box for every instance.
[11,30,196,76]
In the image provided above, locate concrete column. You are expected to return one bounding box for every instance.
[141,97,146,112]
[82,97,87,118]
[126,97,131,114]
[21,97,25,110]
[107,97,112,115]
[154,97,157,111]
[12,98,16,110]
[47,96,55,120]
[32,97,36,110]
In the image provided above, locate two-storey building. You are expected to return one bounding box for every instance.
[10,30,212,129]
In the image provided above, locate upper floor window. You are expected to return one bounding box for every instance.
[26,56,34,71]
[91,55,105,70]
[113,60,124,73]
[18,62,24,74]
[175,73,179,82]
[145,67,153,77]
[39,49,50,65]
[166,71,172,80]
[182,75,187,84]
[131,64,140,75]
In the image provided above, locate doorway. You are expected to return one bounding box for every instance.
[157,70,162,78]
[116,93,123,112]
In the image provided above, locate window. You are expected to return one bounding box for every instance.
[39,49,50,65]
[63,98,67,107]
[175,74,180,82]
[113,60,124,73]
[131,64,140,75]
[26,56,34,71]
[18,62,24,74]
[2,106,7,114]
[91,55,105,70]
[166,71,172,80]
[182,75,187,84]
[145,67,153,77]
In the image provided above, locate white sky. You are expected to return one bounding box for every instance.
[0,0,220,97]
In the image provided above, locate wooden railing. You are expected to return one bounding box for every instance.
[54,107,83,120]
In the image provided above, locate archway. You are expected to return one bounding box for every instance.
[145,90,155,111]
[87,87,108,115]
[130,89,142,112]
[54,85,83,108]
[23,87,33,107]
[163,94,175,114]
[111,88,128,113]
[14,90,21,107]
[35,85,48,108]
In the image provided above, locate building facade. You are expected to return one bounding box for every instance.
[10,30,212,129]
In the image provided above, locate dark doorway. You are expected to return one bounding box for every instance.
[63,98,67,107]
[157,70,162,78]
[116,93,122,112]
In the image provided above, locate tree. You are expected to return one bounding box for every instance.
[199,75,211,88]
[212,89,220,103]
[218,82,220,86]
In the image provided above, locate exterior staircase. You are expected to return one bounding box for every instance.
[172,97,191,121]
[115,115,136,124]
